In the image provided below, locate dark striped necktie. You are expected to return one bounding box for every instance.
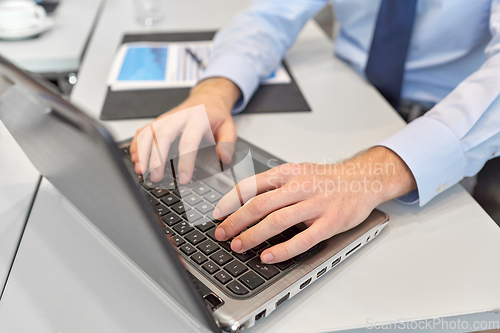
[365,0,418,109]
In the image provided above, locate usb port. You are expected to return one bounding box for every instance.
[275,292,290,308]
[331,257,341,268]
[255,309,266,322]
[300,277,312,289]
[317,267,327,278]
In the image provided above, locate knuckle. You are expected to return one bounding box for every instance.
[270,211,289,230]
[243,228,257,245]
[224,217,239,233]
[249,196,268,215]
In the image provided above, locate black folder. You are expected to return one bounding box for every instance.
[100,32,311,120]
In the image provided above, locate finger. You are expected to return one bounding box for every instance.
[134,125,154,176]
[215,185,306,241]
[176,120,207,184]
[130,126,143,164]
[230,200,320,253]
[260,222,329,263]
[148,115,186,182]
[213,167,288,220]
[215,118,237,164]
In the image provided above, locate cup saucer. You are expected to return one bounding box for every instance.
[0,17,54,41]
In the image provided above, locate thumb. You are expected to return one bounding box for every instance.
[216,118,237,164]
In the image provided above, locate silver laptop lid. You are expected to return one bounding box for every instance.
[0,54,219,332]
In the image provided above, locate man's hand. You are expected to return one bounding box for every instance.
[213,146,417,264]
[130,77,241,183]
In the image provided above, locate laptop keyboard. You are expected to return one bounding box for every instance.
[121,146,320,298]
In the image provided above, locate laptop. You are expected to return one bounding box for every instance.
[0,54,389,332]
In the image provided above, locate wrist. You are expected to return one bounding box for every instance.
[191,77,241,112]
[337,146,417,205]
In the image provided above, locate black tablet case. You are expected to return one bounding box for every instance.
[100,32,311,120]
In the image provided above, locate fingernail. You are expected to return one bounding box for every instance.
[261,252,274,263]
[179,172,188,184]
[231,238,242,252]
[150,169,159,181]
[213,207,221,219]
[215,227,226,241]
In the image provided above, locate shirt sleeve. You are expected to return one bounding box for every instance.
[379,0,500,206]
[199,0,328,113]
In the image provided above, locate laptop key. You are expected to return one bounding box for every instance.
[192,182,211,195]
[172,203,186,215]
[210,250,233,266]
[161,194,179,206]
[151,187,169,198]
[154,205,171,216]
[214,271,232,284]
[190,252,208,265]
[171,235,185,247]
[172,222,194,235]
[219,240,232,252]
[247,258,280,280]
[141,179,155,190]
[180,243,197,256]
[227,281,249,296]
[162,212,182,226]
[184,193,202,206]
[197,240,219,255]
[206,228,218,242]
[239,271,265,290]
[194,202,213,214]
[224,261,248,277]
[202,261,219,274]
[234,250,256,262]
[164,226,175,236]
[175,185,192,198]
[275,259,294,270]
[268,234,287,246]
[184,230,206,245]
[184,209,202,223]
[282,225,304,239]
[195,220,215,232]
[252,242,269,253]
[203,191,222,204]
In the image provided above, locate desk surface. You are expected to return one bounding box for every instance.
[1,0,500,332]
[0,0,102,74]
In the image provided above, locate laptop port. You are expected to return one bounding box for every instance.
[300,277,312,290]
[331,257,341,268]
[255,309,266,322]
[275,292,290,308]
[203,293,223,311]
[317,267,327,278]
[345,243,362,257]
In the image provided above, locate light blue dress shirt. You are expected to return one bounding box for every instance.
[200,0,500,206]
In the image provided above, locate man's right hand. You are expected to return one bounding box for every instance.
[130,77,241,183]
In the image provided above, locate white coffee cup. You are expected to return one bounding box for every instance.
[0,0,46,31]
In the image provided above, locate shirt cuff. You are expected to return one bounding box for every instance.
[199,54,260,114]
[378,116,467,206]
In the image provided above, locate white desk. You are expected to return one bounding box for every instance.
[0,0,102,74]
[1,0,500,332]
